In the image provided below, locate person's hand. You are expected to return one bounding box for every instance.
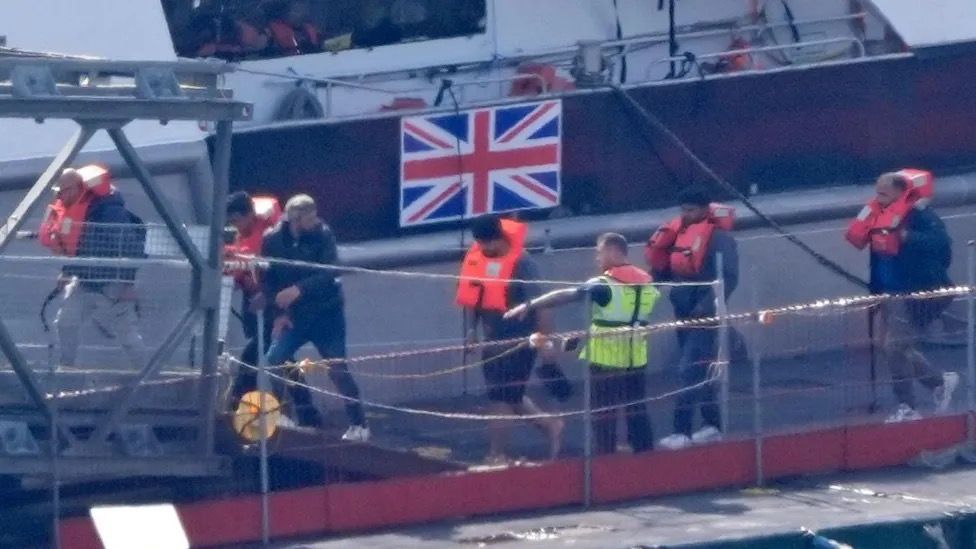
[272,315,293,339]
[275,286,301,309]
[504,303,530,321]
[248,292,267,313]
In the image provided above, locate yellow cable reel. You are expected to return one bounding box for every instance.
[232,390,282,443]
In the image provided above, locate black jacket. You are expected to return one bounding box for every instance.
[869,207,952,294]
[262,221,343,323]
[67,192,142,288]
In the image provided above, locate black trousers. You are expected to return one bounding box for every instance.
[590,365,653,454]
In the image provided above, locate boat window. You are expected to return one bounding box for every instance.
[162,0,487,60]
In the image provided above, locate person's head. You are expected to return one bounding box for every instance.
[284,194,320,234]
[874,172,908,207]
[470,215,509,257]
[226,191,256,234]
[677,187,711,226]
[55,168,85,207]
[596,232,628,271]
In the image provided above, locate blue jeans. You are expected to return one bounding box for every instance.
[266,310,365,427]
[673,327,721,436]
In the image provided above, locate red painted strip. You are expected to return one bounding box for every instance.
[179,495,263,547]
[60,517,102,549]
[498,101,557,143]
[844,415,967,470]
[327,460,582,532]
[510,174,558,203]
[57,415,971,547]
[592,440,755,504]
[762,428,847,479]
[407,181,462,223]
[403,121,454,149]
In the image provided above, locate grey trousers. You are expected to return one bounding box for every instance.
[875,301,942,408]
[55,279,147,368]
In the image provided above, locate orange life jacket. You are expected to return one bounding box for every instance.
[845,169,934,256]
[268,20,321,55]
[456,219,528,312]
[605,264,653,285]
[645,203,734,277]
[39,165,112,256]
[225,195,283,294]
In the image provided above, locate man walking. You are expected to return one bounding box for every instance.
[262,194,369,440]
[646,188,738,450]
[456,215,563,462]
[40,166,147,369]
[846,169,958,421]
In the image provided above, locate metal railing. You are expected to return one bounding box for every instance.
[234,10,873,123]
[646,36,866,79]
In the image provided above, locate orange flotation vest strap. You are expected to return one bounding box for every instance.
[225,195,283,294]
[456,219,528,312]
[845,169,934,256]
[39,165,112,257]
[646,203,735,277]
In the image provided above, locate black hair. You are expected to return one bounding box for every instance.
[226,191,254,217]
[677,186,711,207]
[470,215,503,242]
[597,232,628,254]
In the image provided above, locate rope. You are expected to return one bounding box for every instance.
[607,83,871,290]
[227,284,974,371]
[236,360,725,421]
[227,255,718,288]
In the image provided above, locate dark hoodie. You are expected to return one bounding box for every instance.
[67,192,143,289]
[262,220,343,325]
[869,207,951,294]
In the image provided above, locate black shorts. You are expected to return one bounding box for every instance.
[482,344,536,404]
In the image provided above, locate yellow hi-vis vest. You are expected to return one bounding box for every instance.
[581,265,660,368]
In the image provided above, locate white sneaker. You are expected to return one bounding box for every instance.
[658,434,691,450]
[934,372,960,413]
[886,404,923,423]
[691,426,723,445]
[341,425,371,442]
[276,415,297,429]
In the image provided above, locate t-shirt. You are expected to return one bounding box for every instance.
[578,277,613,308]
[480,254,543,341]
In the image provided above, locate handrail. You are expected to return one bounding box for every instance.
[492,12,866,63]
[451,73,549,103]
[645,36,866,79]
[602,12,866,52]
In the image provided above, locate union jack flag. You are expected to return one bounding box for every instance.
[399,100,562,227]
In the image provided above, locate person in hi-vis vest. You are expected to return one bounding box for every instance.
[505,233,659,454]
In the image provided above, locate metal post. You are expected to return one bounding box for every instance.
[87,309,200,444]
[256,310,271,546]
[582,294,593,508]
[200,119,233,454]
[715,253,730,434]
[966,241,975,446]
[750,266,764,486]
[48,332,61,549]
[0,125,94,432]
